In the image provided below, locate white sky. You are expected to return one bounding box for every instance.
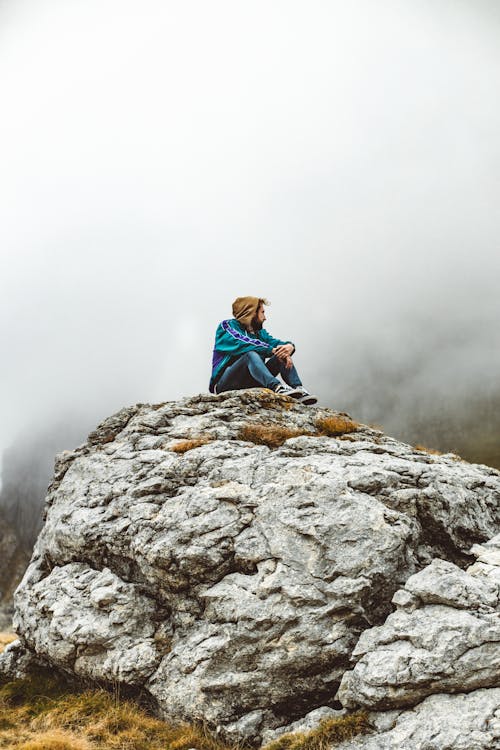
[1,0,499,462]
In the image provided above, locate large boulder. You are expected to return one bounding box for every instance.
[5,391,500,743]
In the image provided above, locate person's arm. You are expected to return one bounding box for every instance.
[259,328,295,357]
[215,320,273,357]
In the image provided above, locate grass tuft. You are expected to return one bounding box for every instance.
[239,413,361,449]
[262,712,370,750]
[239,424,313,448]
[0,666,370,750]
[414,444,446,456]
[170,437,212,453]
[0,669,71,717]
[252,390,294,410]
[16,729,91,750]
[315,416,359,437]
[0,670,239,750]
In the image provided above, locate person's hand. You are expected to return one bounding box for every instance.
[273,344,294,360]
[284,355,293,370]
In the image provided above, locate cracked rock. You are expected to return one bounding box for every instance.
[8,391,500,742]
[337,540,500,711]
[14,563,164,684]
[333,688,500,750]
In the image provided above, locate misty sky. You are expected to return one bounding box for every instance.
[1,0,499,474]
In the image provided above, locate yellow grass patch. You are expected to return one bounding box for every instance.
[0,667,370,750]
[170,437,212,453]
[315,416,359,437]
[239,424,313,448]
[414,444,444,456]
[0,669,238,750]
[262,712,370,750]
[253,390,294,410]
[15,729,91,750]
[239,413,361,449]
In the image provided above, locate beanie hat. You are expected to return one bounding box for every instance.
[232,296,269,329]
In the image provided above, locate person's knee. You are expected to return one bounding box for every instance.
[241,351,260,364]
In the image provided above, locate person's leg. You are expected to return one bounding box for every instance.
[265,355,303,388]
[216,351,281,393]
[265,355,318,404]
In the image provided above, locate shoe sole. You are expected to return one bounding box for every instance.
[300,394,318,405]
[276,388,303,399]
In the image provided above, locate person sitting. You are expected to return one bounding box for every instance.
[209,296,317,405]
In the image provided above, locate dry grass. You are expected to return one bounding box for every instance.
[13,730,92,750]
[239,424,313,448]
[170,437,212,453]
[239,413,361,449]
[0,669,239,750]
[262,713,370,750]
[415,445,464,461]
[249,390,294,411]
[414,444,446,456]
[0,665,369,750]
[315,416,359,437]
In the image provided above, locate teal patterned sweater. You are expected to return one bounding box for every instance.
[209,318,294,393]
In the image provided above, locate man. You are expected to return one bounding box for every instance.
[209,296,317,404]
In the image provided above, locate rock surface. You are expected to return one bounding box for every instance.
[337,537,500,710]
[0,638,42,681]
[3,391,500,744]
[333,688,500,750]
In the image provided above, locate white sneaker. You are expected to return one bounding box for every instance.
[274,384,303,399]
[295,387,318,405]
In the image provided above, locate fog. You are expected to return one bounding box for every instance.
[1,0,499,501]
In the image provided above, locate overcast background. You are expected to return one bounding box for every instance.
[1,0,499,508]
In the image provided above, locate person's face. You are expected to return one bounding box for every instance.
[256,304,266,326]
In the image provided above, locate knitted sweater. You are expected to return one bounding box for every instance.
[209,318,294,393]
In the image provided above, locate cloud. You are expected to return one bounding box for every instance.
[0,0,499,472]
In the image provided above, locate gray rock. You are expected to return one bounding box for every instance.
[403,557,499,610]
[469,534,500,583]
[14,563,164,684]
[333,688,500,749]
[337,552,500,710]
[0,639,42,680]
[8,392,500,741]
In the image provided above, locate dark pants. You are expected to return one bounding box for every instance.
[216,351,303,393]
